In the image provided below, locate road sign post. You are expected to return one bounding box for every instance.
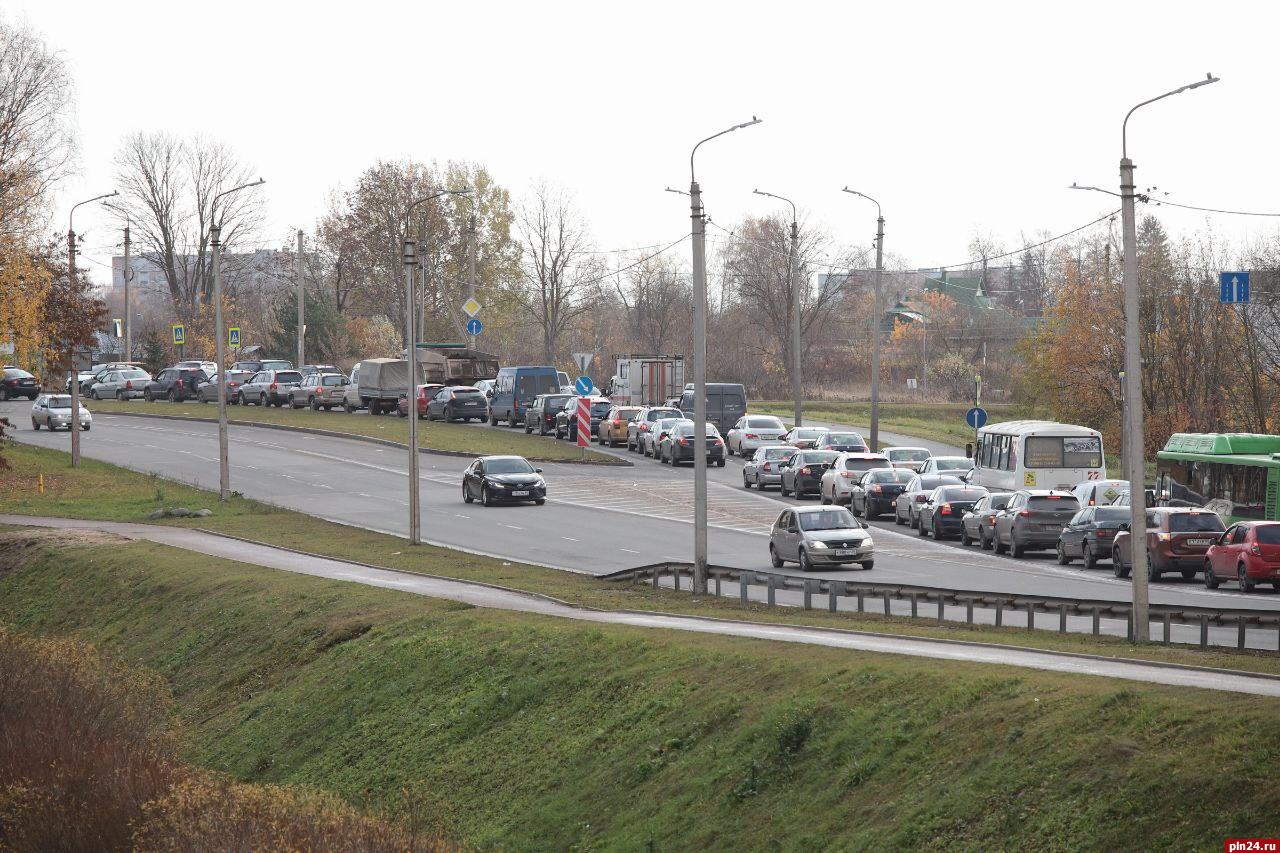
[1220,271,1250,304]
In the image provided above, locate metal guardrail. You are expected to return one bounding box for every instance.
[608,563,1280,651]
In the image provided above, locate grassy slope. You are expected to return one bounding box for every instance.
[3,440,1279,675]
[753,401,1028,448]
[83,399,615,463]
[2,537,1278,850]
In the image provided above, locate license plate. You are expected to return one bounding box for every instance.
[512,490,529,497]
[1187,538,1212,547]
[834,548,859,557]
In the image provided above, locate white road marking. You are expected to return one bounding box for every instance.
[619,547,640,554]
[504,524,525,530]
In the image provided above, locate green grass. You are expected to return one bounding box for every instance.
[754,400,1029,449]
[4,440,1280,676]
[83,398,616,463]
[2,534,1279,850]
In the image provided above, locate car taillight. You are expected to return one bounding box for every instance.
[125,380,132,389]
[840,471,854,479]
[714,438,723,445]
[640,424,650,431]
[1019,510,1031,517]
[800,466,812,474]
[1088,499,1096,506]
[915,495,927,503]
[763,462,772,472]
[745,433,757,439]
[940,503,953,515]
[870,484,882,493]
[270,382,277,391]
[987,515,996,523]
[1096,529,1113,537]
[678,437,689,445]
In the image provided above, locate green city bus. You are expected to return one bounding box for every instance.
[1155,433,1280,522]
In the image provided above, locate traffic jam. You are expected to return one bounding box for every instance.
[8,347,1275,593]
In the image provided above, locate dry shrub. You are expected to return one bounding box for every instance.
[0,625,451,852]
[0,626,182,851]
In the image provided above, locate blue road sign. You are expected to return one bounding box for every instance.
[171,324,185,346]
[966,406,988,429]
[466,318,482,336]
[574,375,593,395]
[1221,271,1250,304]
[228,327,241,347]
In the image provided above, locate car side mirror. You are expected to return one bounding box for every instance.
[1118,522,1130,532]
[534,467,543,473]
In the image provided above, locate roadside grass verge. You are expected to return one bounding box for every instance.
[2,533,1279,850]
[2,441,1279,675]
[0,618,447,850]
[83,398,615,463]
[753,401,1029,448]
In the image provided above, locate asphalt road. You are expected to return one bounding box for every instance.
[6,398,1279,620]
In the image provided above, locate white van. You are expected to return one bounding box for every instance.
[1070,479,1129,507]
[969,420,1106,492]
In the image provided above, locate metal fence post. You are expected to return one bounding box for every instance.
[909,593,918,618]
[767,575,777,608]
[1162,611,1171,645]
[714,571,722,598]
[856,589,865,612]
[965,598,973,624]
[995,600,1003,627]
[652,567,659,590]
[1059,604,1067,633]
[803,580,813,611]
[937,595,945,621]
[1200,615,1209,648]
[828,581,842,613]
[882,591,891,616]
[673,566,681,592]
[740,574,749,607]
[1092,607,1101,636]
[1238,616,1247,650]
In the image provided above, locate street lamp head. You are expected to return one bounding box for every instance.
[690,115,763,182]
[733,116,763,131]
[1185,73,1220,91]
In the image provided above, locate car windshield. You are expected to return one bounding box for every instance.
[546,395,571,408]
[1028,496,1079,510]
[989,493,1014,509]
[826,433,864,444]
[275,371,303,383]
[486,458,534,475]
[122,369,148,378]
[1168,513,1225,533]
[890,449,931,461]
[648,408,681,421]
[262,360,292,370]
[842,457,883,471]
[872,470,916,483]
[321,375,344,386]
[939,487,987,502]
[590,400,613,415]
[747,417,784,429]
[5,369,33,379]
[1093,507,1130,522]
[47,395,74,408]
[452,388,482,396]
[677,424,720,437]
[761,446,793,459]
[1256,525,1280,545]
[792,428,826,439]
[800,451,839,464]
[655,419,682,431]
[799,509,859,531]
[935,457,972,469]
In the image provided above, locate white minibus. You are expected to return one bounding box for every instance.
[970,420,1105,491]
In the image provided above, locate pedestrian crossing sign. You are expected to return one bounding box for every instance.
[229,327,241,347]
[172,324,185,346]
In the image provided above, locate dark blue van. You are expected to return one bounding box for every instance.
[488,366,560,427]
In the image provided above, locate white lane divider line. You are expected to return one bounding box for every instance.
[620,548,640,554]
[562,536,578,541]
[504,524,525,530]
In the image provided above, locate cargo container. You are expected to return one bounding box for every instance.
[606,354,684,406]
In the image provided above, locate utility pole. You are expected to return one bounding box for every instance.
[123,222,132,362]
[296,229,305,368]
[1117,73,1219,643]
[842,188,884,451]
[467,211,477,349]
[753,189,802,427]
[211,178,266,501]
[67,190,118,468]
[404,238,420,545]
[689,117,761,595]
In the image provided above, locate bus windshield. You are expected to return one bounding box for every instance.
[1024,436,1103,468]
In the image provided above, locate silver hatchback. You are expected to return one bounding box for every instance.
[769,506,875,571]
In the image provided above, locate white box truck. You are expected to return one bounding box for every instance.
[606,355,684,406]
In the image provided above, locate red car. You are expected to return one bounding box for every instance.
[1111,507,1226,581]
[397,384,445,419]
[1203,521,1280,592]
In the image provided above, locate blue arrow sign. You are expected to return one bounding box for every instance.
[574,375,593,395]
[1220,271,1250,304]
[465,318,482,336]
[966,406,988,429]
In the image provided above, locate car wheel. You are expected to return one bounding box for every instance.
[236,392,245,406]
[1147,552,1161,582]
[994,531,1007,555]
[524,419,532,434]
[932,519,944,541]
[780,480,790,497]
[343,401,354,414]
[860,560,874,570]
[91,388,101,400]
[1112,548,1129,578]
[743,473,752,490]
[1203,560,1219,589]
[917,517,929,537]
[1082,543,1098,570]
[960,527,972,546]
[0,388,7,401]
[31,420,39,430]
[894,505,904,525]
[1181,569,1196,580]
[716,459,725,467]
[769,544,784,568]
[820,490,832,505]
[798,548,814,572]
[481,486,493,507]
[534,499,546,505]
[82,423,90,432]
[167,388,177,402]
[1010,535,1024,558]
[489,411,498,426]
[1239,563,1255,593]
[463,484,473,504]
[910,510,919,530]
[1056,542,1071,564]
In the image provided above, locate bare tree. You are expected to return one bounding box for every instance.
[612,254,691,353]
[513,183,599,363]
[112,132,263,321]
[0,18,75,238]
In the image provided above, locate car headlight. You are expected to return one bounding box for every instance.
[810,540,828,549]
[862,537,874,548]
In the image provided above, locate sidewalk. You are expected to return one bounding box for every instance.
[4,514,1279,697]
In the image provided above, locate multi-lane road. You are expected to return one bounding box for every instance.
[6,398,1278,620]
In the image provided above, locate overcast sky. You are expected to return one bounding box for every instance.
[19,0,1280,285]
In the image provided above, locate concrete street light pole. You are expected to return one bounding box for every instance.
[403,188,472,546]
[753,189,802,428]
[688,116,761,595]
[1118,73,1218,642]
[842,188,884,451]
[296,229,305,368]
[211,178,266,501]
[67,190,118,468]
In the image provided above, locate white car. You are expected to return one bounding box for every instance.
[31,393,92,431]
[818,453,892,505]
[1069,479,1129,507]
[726,415,788,457]
[919,455,975,477]
[883,446,932,472]
[174,360,219,377]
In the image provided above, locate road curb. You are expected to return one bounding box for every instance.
[92,409,632,466]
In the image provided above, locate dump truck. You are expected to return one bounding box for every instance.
[412,344,500,386]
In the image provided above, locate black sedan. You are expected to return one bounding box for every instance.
[659,422,726,466]
[1056,505,1131,569]
[849,468,916,519]
[462,455,547,506]
[779,450,840,499]
[918,485,989,540]
[0,367,39,400]
[426,385,490,422]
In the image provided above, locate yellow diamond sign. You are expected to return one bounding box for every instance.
[462,298,482,318]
